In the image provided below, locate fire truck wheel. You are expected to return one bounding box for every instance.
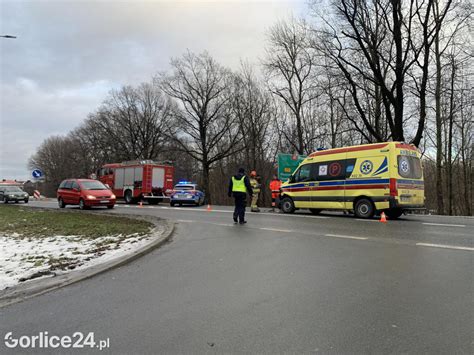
[148,199,159,205]
[170,202,175,207]
[124,190,133,204]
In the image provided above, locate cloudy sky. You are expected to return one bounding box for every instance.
[0,0,305,180]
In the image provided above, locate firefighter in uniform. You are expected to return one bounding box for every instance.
[249,170,261,212]
[228,168,253,224]
[269,175,282,212]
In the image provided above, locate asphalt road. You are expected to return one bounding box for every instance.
[1,201,473,354]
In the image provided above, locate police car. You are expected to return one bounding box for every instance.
[170,182,205,207]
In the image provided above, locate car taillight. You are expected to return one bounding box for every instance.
[389,178,398,196]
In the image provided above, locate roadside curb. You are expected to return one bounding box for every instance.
[0,214,175,309]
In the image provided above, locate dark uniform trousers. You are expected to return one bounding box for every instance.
[233,192,247,222]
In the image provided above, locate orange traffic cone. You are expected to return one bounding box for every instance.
[380,212,387,223]
[207,204,212,212]
[139,201,143,208]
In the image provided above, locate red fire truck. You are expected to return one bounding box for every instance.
[97,160,174,204]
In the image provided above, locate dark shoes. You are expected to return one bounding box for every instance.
[233,218,238,224]
[239,221,247,224]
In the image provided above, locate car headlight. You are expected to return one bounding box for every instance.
[86,195,96,200]
[9,195,14,197]
[24,194,29,197]
[110,194,116,199]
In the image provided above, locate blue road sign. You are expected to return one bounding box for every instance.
[32,169,44,179]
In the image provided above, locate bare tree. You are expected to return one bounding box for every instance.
[28,136,84,188]
[264,17,320,154]
[232,63,276,170]
[81,83,174,162]
[158,51,243,203]
[311,0,449,144]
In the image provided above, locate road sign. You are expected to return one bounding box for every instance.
[277,153,307,182]
[31,169,44,180]
[33,190,41,199]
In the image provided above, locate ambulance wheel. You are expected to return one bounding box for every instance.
[354,198,374,219]
[280,197,295,214]
[385,208,403,219]
[309,209,322,215]
[124,190,133,204]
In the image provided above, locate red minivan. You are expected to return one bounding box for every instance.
[57,179,116,210]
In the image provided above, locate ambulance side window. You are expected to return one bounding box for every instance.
[316,160,346,181]
[345,159,357,178]
[293,164,314,183]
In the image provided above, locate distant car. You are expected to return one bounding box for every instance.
[170,183,205,207]
[0,186,29,204]
[57,179,116,210]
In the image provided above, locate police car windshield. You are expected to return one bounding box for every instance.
[175,185,194,190]
[81,181,108,190]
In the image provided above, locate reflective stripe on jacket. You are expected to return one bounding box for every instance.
[232,176,247,193]
[250,178,260,193]
[269,179,282,199]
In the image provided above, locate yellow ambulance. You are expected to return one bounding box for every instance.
[279,142,424,219]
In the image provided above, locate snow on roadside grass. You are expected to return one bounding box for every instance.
[0,229,160,291]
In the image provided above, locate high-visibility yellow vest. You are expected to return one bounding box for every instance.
[232,176,247,193]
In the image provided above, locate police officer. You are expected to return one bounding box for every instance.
[228,168,253,224]
[249,170,261,212]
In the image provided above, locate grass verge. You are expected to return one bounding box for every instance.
[1,205,157,286]
[0,204,152,239]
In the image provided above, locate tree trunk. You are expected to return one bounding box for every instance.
[202,162,211,204]
[447,56,456,215]
[435,29,445,215]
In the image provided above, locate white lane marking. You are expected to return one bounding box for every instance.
[177,219,195,223]
[326,234,368,240]
[416,243,474,251]
[422,223,466,228]
[117,205,329,218]
[260,227,292,233]
[355,219,378,222]
[215,223,235,227]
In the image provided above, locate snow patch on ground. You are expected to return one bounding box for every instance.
[0,231,158,291]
